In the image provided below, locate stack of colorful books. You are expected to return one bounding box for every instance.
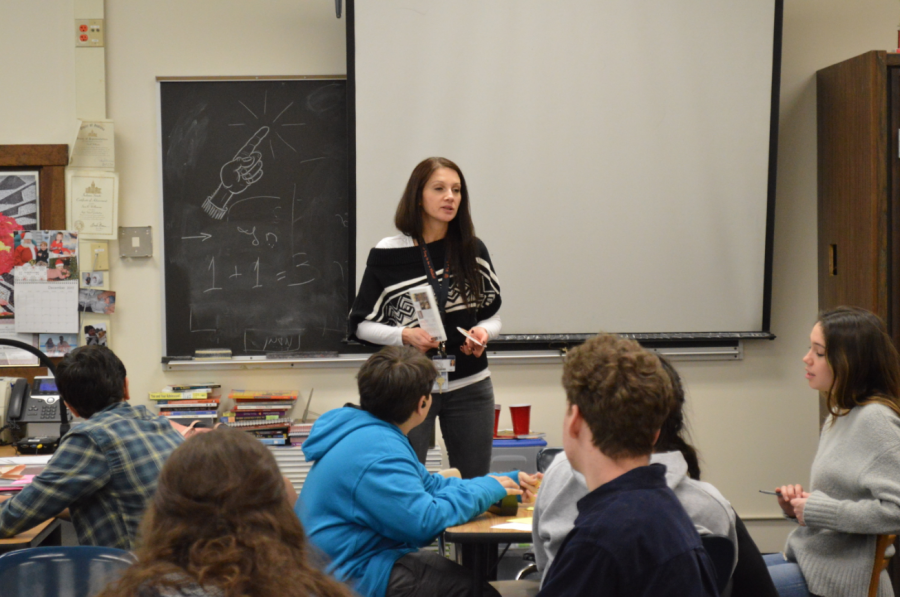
[220,390,298,445]
[288,422,313,447]
[149,384,221,426]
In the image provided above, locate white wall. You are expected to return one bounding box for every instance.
[2,0,898,551]
[1,2,75,143]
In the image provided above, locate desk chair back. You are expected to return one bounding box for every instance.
[536,448,562,474]
[701,534,734,595]
[868,534,896,597]
[0,546,136,597]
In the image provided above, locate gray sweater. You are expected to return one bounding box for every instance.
[785,403,900,597]
[532,450,737,584]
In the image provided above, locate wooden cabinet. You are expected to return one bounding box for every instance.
[817,51,900,338]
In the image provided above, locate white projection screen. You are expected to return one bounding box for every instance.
[351,0,781,338]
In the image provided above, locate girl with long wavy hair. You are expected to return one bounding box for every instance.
[767,306,900,597]
[348,157,502,478]
[98,428,352,597]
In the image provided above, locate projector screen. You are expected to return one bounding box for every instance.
[351,0,781,337]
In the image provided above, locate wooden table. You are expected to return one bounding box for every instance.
[0,445,62,553]
[0,518,62,553]
[444,505,534,597]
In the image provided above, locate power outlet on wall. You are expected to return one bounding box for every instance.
[75,19,104,47]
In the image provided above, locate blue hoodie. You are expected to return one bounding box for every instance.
[296,406,510,597]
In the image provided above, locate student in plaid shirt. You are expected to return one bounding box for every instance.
[0,345,184,548]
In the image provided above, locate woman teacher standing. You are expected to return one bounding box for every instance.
[349,157,502,478]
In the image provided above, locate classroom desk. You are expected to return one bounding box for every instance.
[0,445,62,553]
[443,505,533,597]
[0,519,62,554]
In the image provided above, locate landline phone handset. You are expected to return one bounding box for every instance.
[7,377,62,425]
[6,378,30,422]
[1,378,31,445]
[0,338,69,443]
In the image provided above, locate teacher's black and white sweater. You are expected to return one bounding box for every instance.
[348,234,502,392]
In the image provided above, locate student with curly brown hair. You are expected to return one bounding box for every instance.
[98,428,353,597]
[537,333,717,597]
[533,357,737,578]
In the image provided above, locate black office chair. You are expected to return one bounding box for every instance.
[536,447,563,474]
[701,534,735,595]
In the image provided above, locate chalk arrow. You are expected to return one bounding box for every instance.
[181,233,212,242]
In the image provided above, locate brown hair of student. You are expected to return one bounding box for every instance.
[655,356,701,480]
[98,428,352,597]
[358,345,437,424]
[562,333,676,459]
[394,156,483,308]
[819,306,900,420]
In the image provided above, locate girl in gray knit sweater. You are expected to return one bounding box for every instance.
[767,307,900,597]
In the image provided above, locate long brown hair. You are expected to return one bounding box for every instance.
[394,157,483,308]
[819,306,900,419]
[98,428,352,597]
[655,357,701,480]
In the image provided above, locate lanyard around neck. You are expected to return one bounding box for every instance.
[417,239,450,314]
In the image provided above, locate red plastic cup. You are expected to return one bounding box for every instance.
[494,404,501,436]
[509,404,531,436]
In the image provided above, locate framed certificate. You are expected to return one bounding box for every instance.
[66,170,118,240]
[70,120,115,170]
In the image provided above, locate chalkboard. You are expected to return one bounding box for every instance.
[160,79,349,357]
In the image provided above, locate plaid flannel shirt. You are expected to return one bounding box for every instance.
[0,401,184,548]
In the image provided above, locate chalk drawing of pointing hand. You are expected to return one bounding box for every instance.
[202,126,269,220]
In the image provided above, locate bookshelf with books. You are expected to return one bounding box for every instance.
[149,384,221,427]
[220,390,298,445]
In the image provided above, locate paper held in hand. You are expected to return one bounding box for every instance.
[408,285,447,342]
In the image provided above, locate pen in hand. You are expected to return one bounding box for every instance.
[759,489,782,495]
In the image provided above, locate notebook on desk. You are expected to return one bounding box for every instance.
[0,461,46,493]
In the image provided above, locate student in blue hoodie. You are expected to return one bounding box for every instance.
[296,346,539,597]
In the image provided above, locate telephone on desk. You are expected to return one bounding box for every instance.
[4,377,61,454]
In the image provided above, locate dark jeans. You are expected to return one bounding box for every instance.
[762,553,819,597]
[386,551,500,597]
[407,377,495,479]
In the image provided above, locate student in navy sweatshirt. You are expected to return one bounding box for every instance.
[296,346,539,597]
[538,333,718,597]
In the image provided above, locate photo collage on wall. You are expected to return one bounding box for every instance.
[0,172,115,363]
[0,172,40,364]
[12,230,79,282]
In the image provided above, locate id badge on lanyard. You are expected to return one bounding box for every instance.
[433,355,455,393]
[419,240,451,392]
